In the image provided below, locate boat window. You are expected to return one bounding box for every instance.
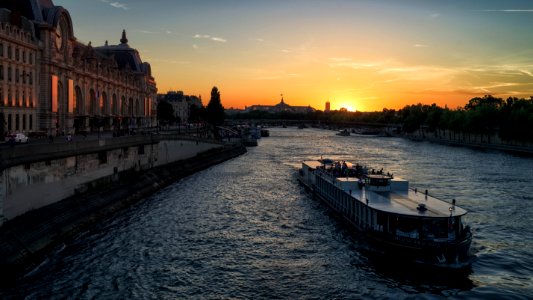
[366,177,390,186]
[420,219,448,240]
[396,217,419,239]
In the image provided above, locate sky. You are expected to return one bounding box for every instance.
[53,0,533,111]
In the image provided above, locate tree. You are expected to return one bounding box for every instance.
[205,86,225,126]
[157,100,175,125]
[189,104,204,123]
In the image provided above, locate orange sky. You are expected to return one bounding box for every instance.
[56,0,533,111]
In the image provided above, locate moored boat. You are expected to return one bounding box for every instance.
[298,159,473,268]
[260,129,270,137]
[336,129,350,136]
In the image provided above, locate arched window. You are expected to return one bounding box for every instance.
[121,96,127,115]
[74,86,83,114]
[112,94,118,115]
[102,92,108,115]
[136,98,143,116]
[89,89,97,115]
[57,81,64,112]
[128,98,134,116]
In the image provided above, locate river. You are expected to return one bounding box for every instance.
[2,128,532,299]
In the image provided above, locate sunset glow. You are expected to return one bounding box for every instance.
[55,0,533,111]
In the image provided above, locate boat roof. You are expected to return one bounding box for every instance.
[363,188,467,218]
[302,160,467,218]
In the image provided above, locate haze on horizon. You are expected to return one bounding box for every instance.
[54,0,533,112]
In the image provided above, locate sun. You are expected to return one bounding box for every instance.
[336,101,356,112]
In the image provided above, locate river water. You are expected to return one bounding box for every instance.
[3,128,533,299]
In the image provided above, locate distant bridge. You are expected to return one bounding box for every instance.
[226,119,401,131]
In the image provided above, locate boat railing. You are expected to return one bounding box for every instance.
[409,188,458,206]
[315,165,367,180]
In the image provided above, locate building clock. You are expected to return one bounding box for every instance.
[55,23,63,50]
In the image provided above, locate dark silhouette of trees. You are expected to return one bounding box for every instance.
[400,104,427,133]
[225,94,533,142]
[205,86,225,126]
[499,97,533,141]
[189,104,204,123]
[157,100,175,125]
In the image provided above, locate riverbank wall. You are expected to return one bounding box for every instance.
[0,134,246,281]
[404,129,533,156]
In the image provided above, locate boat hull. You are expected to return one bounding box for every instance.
[298,174,473,269]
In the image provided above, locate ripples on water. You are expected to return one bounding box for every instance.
[3,128,533,299]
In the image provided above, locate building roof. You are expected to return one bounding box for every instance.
[94,30,152,76]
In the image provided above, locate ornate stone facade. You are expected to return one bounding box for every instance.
[0,6,39,136]
[0,0,157,137]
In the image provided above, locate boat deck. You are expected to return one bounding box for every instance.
[303,160,467,218]
[362,189,466,217]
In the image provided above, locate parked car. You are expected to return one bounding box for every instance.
[5,133,29,143]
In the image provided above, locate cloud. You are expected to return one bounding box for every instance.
[477,9,533,13]
[329,57,353,62]
[211,37,227,43]
[135,30,154,34]
[249,38,265,42]
[254,73,300,80]
[328,58,379,69]
[98,0,129,10]
[192,44,199,49]
[110,2,129,10]
[413,44,429,48]
[194,34,227,43]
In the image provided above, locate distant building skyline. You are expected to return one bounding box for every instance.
[244,96,316,114]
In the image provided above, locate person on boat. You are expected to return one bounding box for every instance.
[358,178,364,189]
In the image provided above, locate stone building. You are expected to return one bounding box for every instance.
[157,91,202,124]
[244,96,316,114]
[0,0,157,137]
[0,5,39,136]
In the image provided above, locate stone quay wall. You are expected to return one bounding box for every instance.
[0,134,227,224]
[0,134,246,281]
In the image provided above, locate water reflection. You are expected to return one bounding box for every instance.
[2,127,532,299]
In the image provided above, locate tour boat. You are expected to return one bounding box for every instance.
[298,159,473,268]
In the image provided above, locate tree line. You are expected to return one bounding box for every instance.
[228,95,533,142]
